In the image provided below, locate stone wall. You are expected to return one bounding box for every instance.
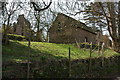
[72,55,120,68]
[72,28,96,44]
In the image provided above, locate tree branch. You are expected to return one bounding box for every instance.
[31,0,52,12]
[75,10,111,19]
[98,2,113,39]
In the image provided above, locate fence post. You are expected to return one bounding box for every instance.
[84,39,87,51]
[68,47,71,78]
[88,42,92,73]
[98,42,100,55]
[101,42,104,67]
[75,38,80,48]
[108,57,111,67]
[27,32,31,78]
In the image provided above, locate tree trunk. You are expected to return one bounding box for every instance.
[4,15,11,45]
[106,3,120,53]
[36,31,42,42]
[118,1,120,40]
[112,39,120,53]
[34,12,43,42]
[46,31,49,42]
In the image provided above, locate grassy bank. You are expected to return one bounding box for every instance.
[2,40,120,78]
[3,40,120,62]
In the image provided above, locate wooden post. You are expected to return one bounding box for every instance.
[68,47,71,78]
[27,32,31,78]
[98,42,100,55]
[79,39,81,49]
[75,38,80,48]
[108,58,111,67]
[101,42,104,67]
[88,42,92,73]
[84,39,87,51]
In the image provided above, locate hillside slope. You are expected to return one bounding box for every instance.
[3,40,120,62]
[2,40,120,78]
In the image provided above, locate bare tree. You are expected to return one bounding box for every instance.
[118,2,120,43]
[83,3,106,33]
[40,8,57,42]
[2,2,22,45]
[30,0,52,42]
[76,2,120,53]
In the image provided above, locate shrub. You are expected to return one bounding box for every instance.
[7,34,26,41]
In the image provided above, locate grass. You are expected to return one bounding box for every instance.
[2,40,120,78]
[2,40,120,63]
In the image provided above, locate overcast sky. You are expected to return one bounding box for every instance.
[0,0,110,36]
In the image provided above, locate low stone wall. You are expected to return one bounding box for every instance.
[72,55,120,67]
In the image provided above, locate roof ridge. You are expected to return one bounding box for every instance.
[57,13,96,34]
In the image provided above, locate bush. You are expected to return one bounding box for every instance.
[7,34,26,41]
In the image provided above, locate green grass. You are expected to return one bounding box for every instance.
[2,40,120,78]
[2,40,120,63]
